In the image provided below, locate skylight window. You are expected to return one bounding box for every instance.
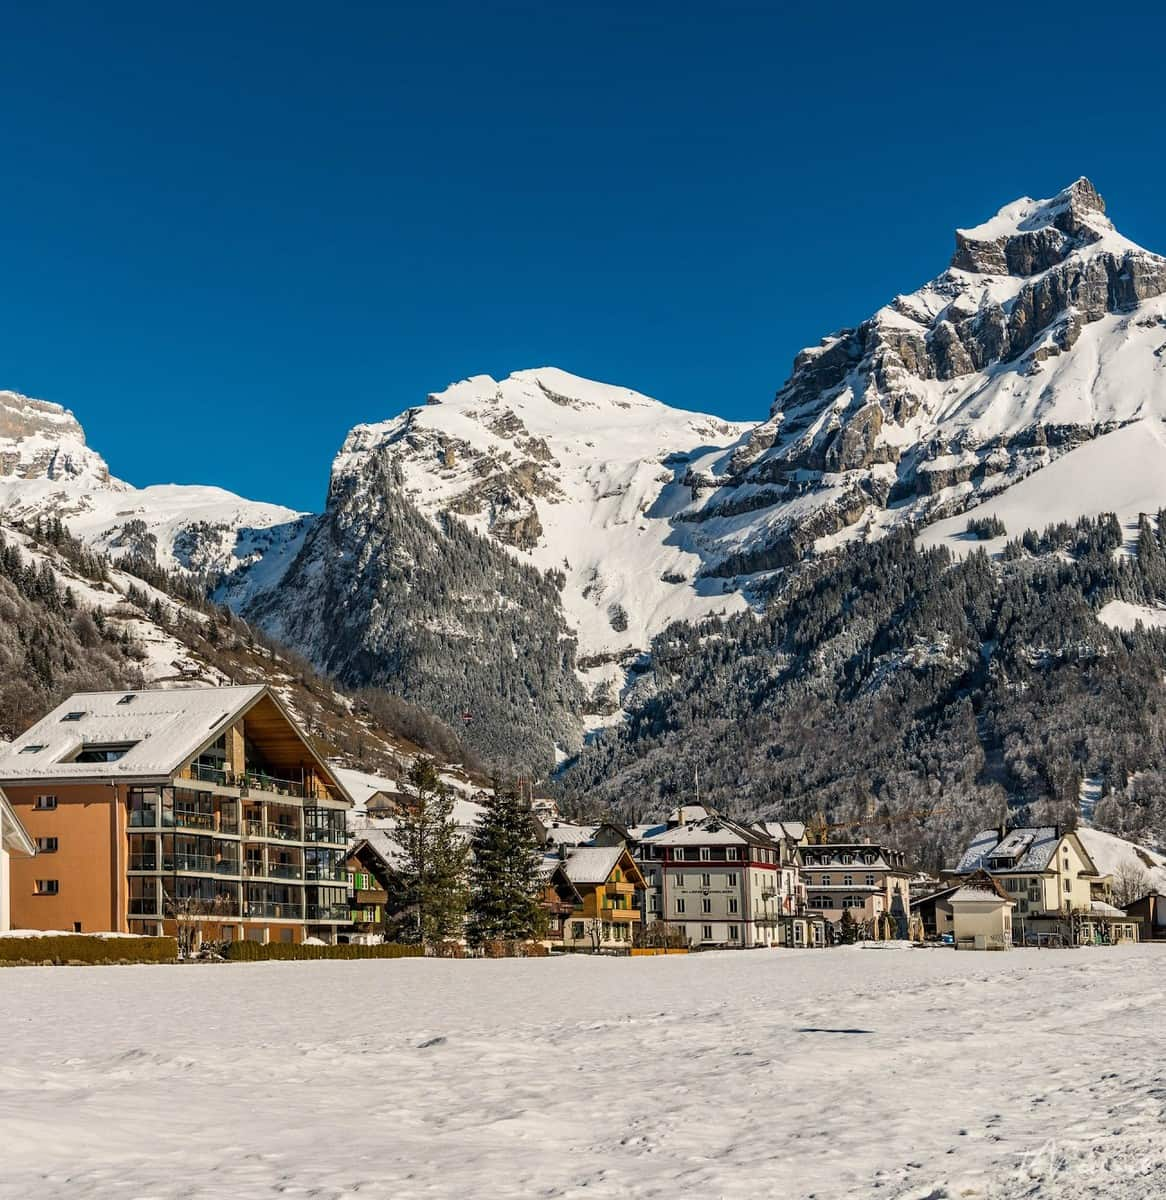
[61,712,86,722]
[20,744,45,754]
[117,694,137,706]
[72,742,138,764]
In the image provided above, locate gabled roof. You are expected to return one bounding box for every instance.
[0,685,266,783]
[0,686,350,803]
[949,869,1014,905]
[559,845,624,885]
[1,788,34,856]
[955,827,1097,875]
[755,820,807,844]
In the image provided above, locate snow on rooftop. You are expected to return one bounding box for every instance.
[0,685,266,782]
[560,845,623,886]
[955,827,1062,874]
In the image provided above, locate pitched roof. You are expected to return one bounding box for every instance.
[955,827,1066,873]
[949,869,1015,905]
[560,845,624,885]
[0,685,267,783]
[652,816,775,848]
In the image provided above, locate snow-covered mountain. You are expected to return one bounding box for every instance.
[695,178,1166,572]
[332,367,753,677]
[0,390,310,603]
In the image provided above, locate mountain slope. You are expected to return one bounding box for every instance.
[688,178,1166,573]
[244,450,586,772]
[0,390,309,603]
[335,367,752,697]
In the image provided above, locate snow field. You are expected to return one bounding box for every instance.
[1,946,1165,1199]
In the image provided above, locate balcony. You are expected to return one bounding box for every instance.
[163,854,241,875]
[601,906,641,922]
[267,861,303,881]
[243,772,305,799]
[245,901,303,919]
[306,903,351,922]
[267,822,301,841]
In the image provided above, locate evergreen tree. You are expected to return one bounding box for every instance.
[388,757,468,947]
[466,781,544,946]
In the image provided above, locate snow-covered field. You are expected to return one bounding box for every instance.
[2,946,1165,1199]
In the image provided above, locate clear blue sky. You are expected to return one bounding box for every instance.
[3,1,1165,512]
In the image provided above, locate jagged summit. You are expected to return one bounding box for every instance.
[693,178,1166,575]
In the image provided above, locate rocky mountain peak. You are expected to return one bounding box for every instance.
[0,390,111,484]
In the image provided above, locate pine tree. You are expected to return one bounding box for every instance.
[388,757,468,948]
[466,781,544,947]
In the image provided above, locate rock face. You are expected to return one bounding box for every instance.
[693,178,1166,574]
[0,391,112,484]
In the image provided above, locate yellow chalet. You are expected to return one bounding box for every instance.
[546,844,646,952]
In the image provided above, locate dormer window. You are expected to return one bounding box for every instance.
[61,712,86,722]
[72,742,137,764]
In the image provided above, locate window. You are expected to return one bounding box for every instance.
[649,895,659,913]
[702,925,713,941]
[727,873,738,887]
[865,874,876,887]
[73,742,137,763]
[822,875,832,887]
[700,847,711,861]
[673,848,689,862]
[34,795,57,810]
[728,925,740,940]
[676,898,686,914]
[20,744,45,755]
[843,874,853,887]
[34,880,59,895]
[728,898,739,914]
[842,854,853,864]
[702,898,712,914]
[726,847,738,861]
[674,873,685,888]
[61,711,86,722]
[701,873,711,888]
[117,694,137,705]
[72,921,82,933]
[35,837,58,853]
[571,921,585,939]
[1064,878,1071,893]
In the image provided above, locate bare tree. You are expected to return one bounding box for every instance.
[164,890,234,958]
[1111,861,1151,909]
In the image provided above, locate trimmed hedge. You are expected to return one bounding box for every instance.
[0,935,178,965]
[224,940,424,962]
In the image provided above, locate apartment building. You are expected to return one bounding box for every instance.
[0,685,354,945]
[799,841,912,936]
[544,844,646,951]
[637,816,792,948]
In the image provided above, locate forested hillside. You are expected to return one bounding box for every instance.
[561,514,1166,869]
[246,452,585,773]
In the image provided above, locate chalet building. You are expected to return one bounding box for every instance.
[0,787,35,932]
[799,842,913,937]
[544,844,646,951]
[637,816,793,949]
[0,686,354,945]
[343,839,392,940]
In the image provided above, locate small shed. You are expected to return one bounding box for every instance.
[949,869,1015,950]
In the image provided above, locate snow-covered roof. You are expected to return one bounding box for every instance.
[353,827,407,873]
[1,788,35,856]
[801,844,895,869]
[756,820,807,843]
[950,883,1014,906]
[559,845,624,885]
[1090,900,1128,918]
[955,827,1065,874]
[539,820,597,848]
[0,685,267,783]
[333,766,400,812]
[652,823,747,847]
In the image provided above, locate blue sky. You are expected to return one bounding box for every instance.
[3,2,1165,512]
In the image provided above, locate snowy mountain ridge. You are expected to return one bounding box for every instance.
[0,389,310,604]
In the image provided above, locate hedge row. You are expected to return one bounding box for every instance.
[0,935,178,965]
[224,940,424,961]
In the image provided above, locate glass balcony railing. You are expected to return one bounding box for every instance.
[306,904,351,922]
[245,901,303,919]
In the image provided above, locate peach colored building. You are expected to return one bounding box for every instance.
[0,685,354,945]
